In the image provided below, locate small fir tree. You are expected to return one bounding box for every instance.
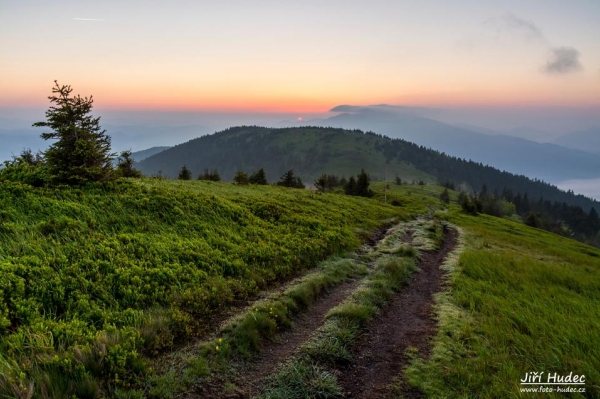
[249,168,268,185]
[178,164,192,180]
[33,81,113,184]
[233,170,249,185]
[277,169,304,188]
[116,150,142,178]
[344,176,357,195]
[198,169,221,181]
[354,169,374,197]
[314,174,327,192]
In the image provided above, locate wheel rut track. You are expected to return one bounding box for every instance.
[337,226,458,399]
[193,225,393,399]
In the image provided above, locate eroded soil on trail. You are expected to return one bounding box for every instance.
[337,227,458,399]
[188,223,458,399]
[192,226,393,399]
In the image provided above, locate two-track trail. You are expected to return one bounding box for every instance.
[189,221,458,399]
[338,226,458,398]
[191,225,394,399]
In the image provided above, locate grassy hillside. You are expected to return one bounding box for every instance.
[1,177,598,398]
[0,178,418,398]
[372,182,600,398]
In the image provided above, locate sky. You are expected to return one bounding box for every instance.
[2,0,600,114]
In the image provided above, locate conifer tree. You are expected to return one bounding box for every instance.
[344,176,357,195]
[33,81,113,184]
[277,170,304,188]
[198,169,221,181]
[116,150,142,178]
[178,164,192,180]
[210,169,221,181]
[314,174,327,192]
[353,169,374,197]
[249,168,268,185]
[233,170,249,184]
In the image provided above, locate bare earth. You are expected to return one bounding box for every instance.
[337,227,458,398]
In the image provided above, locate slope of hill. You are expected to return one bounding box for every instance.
[1,178,597,398]
[553,127,600,155]
[137,126,434,184]
[381,183,600,398]
[137,126,600,212]
[0,128,48,162]
[316,106,600,183]
[130,146,170,162]
[0,178,410,398]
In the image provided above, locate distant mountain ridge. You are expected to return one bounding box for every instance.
[130,146,170,162]
[307,106,600,184]
[136,126,600,212]
[553,128,600,156]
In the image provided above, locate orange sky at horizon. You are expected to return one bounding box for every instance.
[2,1,600,114]
[4,75,600,114]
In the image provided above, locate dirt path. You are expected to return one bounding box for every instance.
[239,279,360,398]
[192,226,392,399]
[337,226,458,399]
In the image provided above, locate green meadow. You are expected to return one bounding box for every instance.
[0,178,424,398]
[1,177,598,398]
[395,185,600,398]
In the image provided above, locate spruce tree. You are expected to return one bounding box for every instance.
[33,81,113,185]
[314,174,327,192]
[233,170,249,185]
[249,168,268,185]
[116,150,142,178]
[277,170,304,188]
[198,169,221,181]
[178,164,192,180]
[210,169,221,181]
[344,176,356,195]
[354,169,374,197]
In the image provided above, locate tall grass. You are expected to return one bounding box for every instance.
[0,178,424,397]
[405,211,600,398]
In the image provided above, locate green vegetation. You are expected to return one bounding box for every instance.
[314,174,345,193]
[233,169,249,184]
[136,126,434,184]
[144,256,368,398]
[439,188,450,204]
[0,178,419,398]
[344,169,374,198]
[134,125,600,244]
[2,118,599,398]
[384,187,600,397]
[248,168,268,185]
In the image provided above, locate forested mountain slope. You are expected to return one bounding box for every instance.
[137,126,600,212]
